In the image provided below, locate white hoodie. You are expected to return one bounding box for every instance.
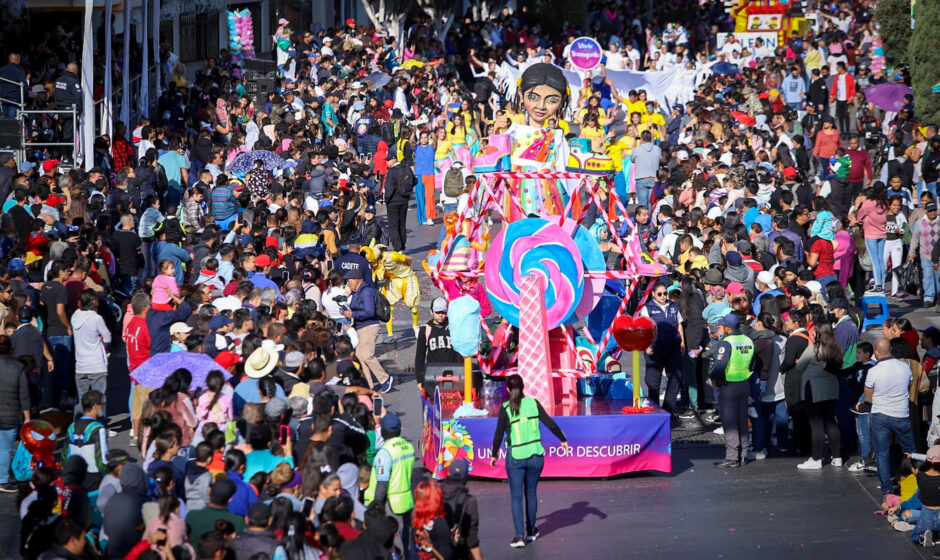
[71,309,111,374]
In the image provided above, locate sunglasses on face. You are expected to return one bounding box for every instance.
[654,291,667,296]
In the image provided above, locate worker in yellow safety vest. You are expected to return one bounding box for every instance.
[490,374,569,549]
[365,412,417,558]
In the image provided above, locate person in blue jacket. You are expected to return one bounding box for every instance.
[343,267,391,393]
[153,228,191,284]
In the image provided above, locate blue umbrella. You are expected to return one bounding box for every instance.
[228,150,287,174]
[365,71,392,88]
[131,352,233,391]
[711,62,739,76]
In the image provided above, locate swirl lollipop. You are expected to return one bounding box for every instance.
[484,218,583,329]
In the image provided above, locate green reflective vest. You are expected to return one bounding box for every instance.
[365,436,415,514]
[505,397,545,460]
[724,333,754,382]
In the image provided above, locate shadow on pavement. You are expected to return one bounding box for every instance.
[536,501,609,538]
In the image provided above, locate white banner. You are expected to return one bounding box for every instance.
[715,32,779,53]
[564,65,696,112]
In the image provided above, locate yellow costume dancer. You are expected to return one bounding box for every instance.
[364,243,421,338]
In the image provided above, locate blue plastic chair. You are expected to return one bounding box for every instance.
[861,293,890,332]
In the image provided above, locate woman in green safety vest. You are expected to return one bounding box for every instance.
[490,374,569,549]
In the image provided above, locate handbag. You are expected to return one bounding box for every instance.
[897,259,922,295]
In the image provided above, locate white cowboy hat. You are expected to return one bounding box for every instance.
[245,347,279,379]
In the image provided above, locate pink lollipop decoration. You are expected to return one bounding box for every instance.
[484,218,584,329]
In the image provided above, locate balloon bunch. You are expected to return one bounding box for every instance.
[226,9,256,62]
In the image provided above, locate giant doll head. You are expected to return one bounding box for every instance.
[517,63,570,128]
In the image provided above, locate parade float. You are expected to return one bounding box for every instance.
[730,0,809,44]
[420,63,673,480]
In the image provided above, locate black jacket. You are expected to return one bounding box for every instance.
[415,320,462,384]
[384,163,416,205]
[808,78,829,110]
[358,217,388,247]
[0,354,29,429]
[441,479,481,554]
[53,72,82,110]
[0,62,26,102]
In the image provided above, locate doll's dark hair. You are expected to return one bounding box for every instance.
[517,63,570,117]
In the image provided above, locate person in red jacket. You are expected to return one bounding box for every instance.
[122,293,151,445]
[829,62,856,136]
[846,134,873,198]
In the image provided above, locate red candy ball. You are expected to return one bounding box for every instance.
[612,315,657,351]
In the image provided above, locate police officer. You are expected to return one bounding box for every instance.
[708,313,755,468]
[53,62,82,149]
[640,281,686,415]
[490,374,569,549]
[365,413,417,558]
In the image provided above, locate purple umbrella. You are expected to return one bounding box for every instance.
[864,83,913,113]
[228,150,287,173]
[131,352,233,391]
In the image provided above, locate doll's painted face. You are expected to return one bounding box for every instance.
[523,84,564,127]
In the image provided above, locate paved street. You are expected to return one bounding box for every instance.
[0,197,936,559]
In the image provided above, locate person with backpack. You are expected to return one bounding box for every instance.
[343,266,392,393]
[441,162,465,216]
[61,390,108,491]
[414,297,462,386]
[441,459,482,560]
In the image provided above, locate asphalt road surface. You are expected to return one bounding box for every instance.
[0,195,935,559]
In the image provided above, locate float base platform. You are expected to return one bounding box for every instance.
[421,390,672,479]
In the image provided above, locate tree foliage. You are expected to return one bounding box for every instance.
[910,0,940,125]
[875,0,911,67]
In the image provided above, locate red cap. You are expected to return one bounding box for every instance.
[346,18,355,26]
[215,351,240,370]
[265,236,279,249]
[383,99,394,108]
[255,254,274,267]
[782,166,798,180]
[42,159,60,172]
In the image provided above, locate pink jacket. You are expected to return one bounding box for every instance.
[195,391,233,425]
[856,199,887,239]
[151,274,180,306]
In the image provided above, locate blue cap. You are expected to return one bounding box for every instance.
[7,258,25,272]
[380,413,402,434]
[19,161,36,172]
[719,314,741,328]
[209,316,234,330]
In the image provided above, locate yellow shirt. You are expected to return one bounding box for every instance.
[607,136,637,170]
[804,49,822,72]
[581,125,605,140]
[448,128,467,145]
[899,473,918,503]
[507,112,525,125]
[641,112,666,140]
[627,101,647,119]
[434,139,453,160]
